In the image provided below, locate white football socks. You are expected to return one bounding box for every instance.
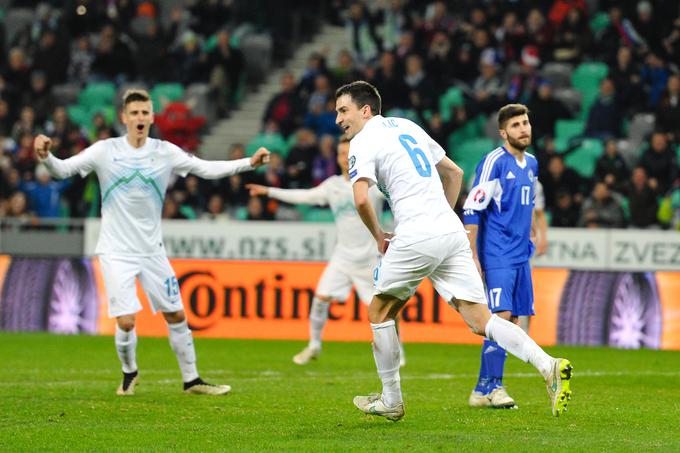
[371,320,403,406]
[168,320,199,382]
[308,297,330,350]
[485,314,553,378]
[115,324,138,374]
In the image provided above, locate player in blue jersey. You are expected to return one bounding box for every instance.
[463,103,542,409]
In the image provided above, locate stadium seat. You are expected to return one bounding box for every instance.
[627,113,656,148]
[450,137,494,179]
[246,132,289,157]
[78,82,116,110]
[234,206,248,220]
[571,62,608,90]
[589,12,611,35]
[303,208,335,222]
[66,105,92,128]
[540,62,574,89]
[151,83,185,113]
[553,87,582,115]
[555,119,585,143]
[381,210,395,229]
[439,87,464,122]
[563,138,604,178]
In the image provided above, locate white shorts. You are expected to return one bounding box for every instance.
[374,232,486,305]
[99,254,183,318]
[315,257,377,305]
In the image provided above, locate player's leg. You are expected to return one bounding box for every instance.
[471,267,519,408]
[353,240,433,421]
[293,260,351,364]
[100,255,143,396]
[140,255,229,395]
[353,262,406,367]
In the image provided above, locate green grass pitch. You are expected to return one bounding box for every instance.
[1,332,679,452]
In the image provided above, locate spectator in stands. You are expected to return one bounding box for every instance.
[404,53,436,112]
[370,51,406,111]
[626,166,659,228]
[578,181,627,228]
[426,31,455,93]
[162,197,189,220]
[4,191,33,220]
[222,174,250,209]
[527,80,572,141]
[189,0,233,37]
[597,7,643,60]
[584,78,623,140]
[551,190,579,227]
[182,175,207,216]
[306,74,333,116]
[639,131,678,195]
[451,43,478,86]
[305,98,340,138]
[379,0,412,52]
[90,24,136,83]
[632,1,664,56]
[655,74,680,141]
[133,19,171,85]
[22,72,54,126]
[346,1,381,65]
[662,18,680,63]
[507,45,542,105]
[552,7,592,63]
[172,30,206,86]
[594,139,630,194]
[298,52,328,100]
[206,29,245,117]
[542,155,585,210]
[469,49,505,116]
[495,12,525,64]
[11,106,39,143]
[640,52,671,109]
[246,195,274,221]
[202,194,230,221]
[331,49,363,88]
[312,134,338,186]
[31,29,69,86]
[263,73,304,138]
[4,48,31,95]
[14,132,38,176]
[525,8,552,57]
[285,128,318,189]
[262,152,287,189]
[43,106,75,146]
[548,0,587,30]
[20,164,70,218]
[608,46,644,115]
[68,35,95,86]
[0,99,13,136]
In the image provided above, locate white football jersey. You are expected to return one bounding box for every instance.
[43,136,253,256]
[269,175,383,264]
[348,115,465,246]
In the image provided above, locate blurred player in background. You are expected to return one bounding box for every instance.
[34,89,270,396]
[463,104,548,409]
[247,136,406,366]
[337,81,572,421]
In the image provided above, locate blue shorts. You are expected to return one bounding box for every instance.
[483,262,534,316]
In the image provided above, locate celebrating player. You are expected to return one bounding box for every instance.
[336,81,572,421]
[34,89,270,396]
[246,136,406,366]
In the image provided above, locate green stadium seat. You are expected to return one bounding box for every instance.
[439,87,464,122]
[78,82,116,110]
[234,206,248,220]
[66,105,91,128]
[571,62,608,90]
[246,132,289,157]
[151,83,185,112]
[303,208,335,222]
[563,138,604,178]
[589,12,610,34]
[555,119,585,143]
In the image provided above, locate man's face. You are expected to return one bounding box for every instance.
[500,113,532,151]
[337,141,350,172]
[122,100,153,140]
[335,94,370,140]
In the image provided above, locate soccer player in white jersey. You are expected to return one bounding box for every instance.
[246,136,406,366]
[33,89,270,396]
[336,81,572,421]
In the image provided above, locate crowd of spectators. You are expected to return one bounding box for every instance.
[1,0,680,230]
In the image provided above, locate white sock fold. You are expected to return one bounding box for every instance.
[168,319,199,382]
[371,319,402,406]
[115,324,138,374]
[485,314,553,378]
[308,297,330,350]
[484,315,552,378]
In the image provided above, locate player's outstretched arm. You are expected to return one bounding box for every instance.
[34,134,96,179]
[435,156,464,210]
[181,147,271,180]
[246,183,329,206]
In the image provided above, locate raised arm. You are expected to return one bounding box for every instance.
[179,147,270,180]
[34,134,96,179]
[435,156,464,210]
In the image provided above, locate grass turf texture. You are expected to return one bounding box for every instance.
[1,333,679,452]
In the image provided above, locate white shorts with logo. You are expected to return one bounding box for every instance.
[374,232,486,305]
[315,256,377,305]
[99,254,183,318]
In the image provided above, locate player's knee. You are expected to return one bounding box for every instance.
[163,310,186,324]
[116,317,135,331]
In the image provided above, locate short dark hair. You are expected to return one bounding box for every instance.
[335,81,382,115]
[122,89,151,108]
[498,103,529,129]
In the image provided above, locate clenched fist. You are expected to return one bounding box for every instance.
[249,147,271,168]
[34,134,52,160]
